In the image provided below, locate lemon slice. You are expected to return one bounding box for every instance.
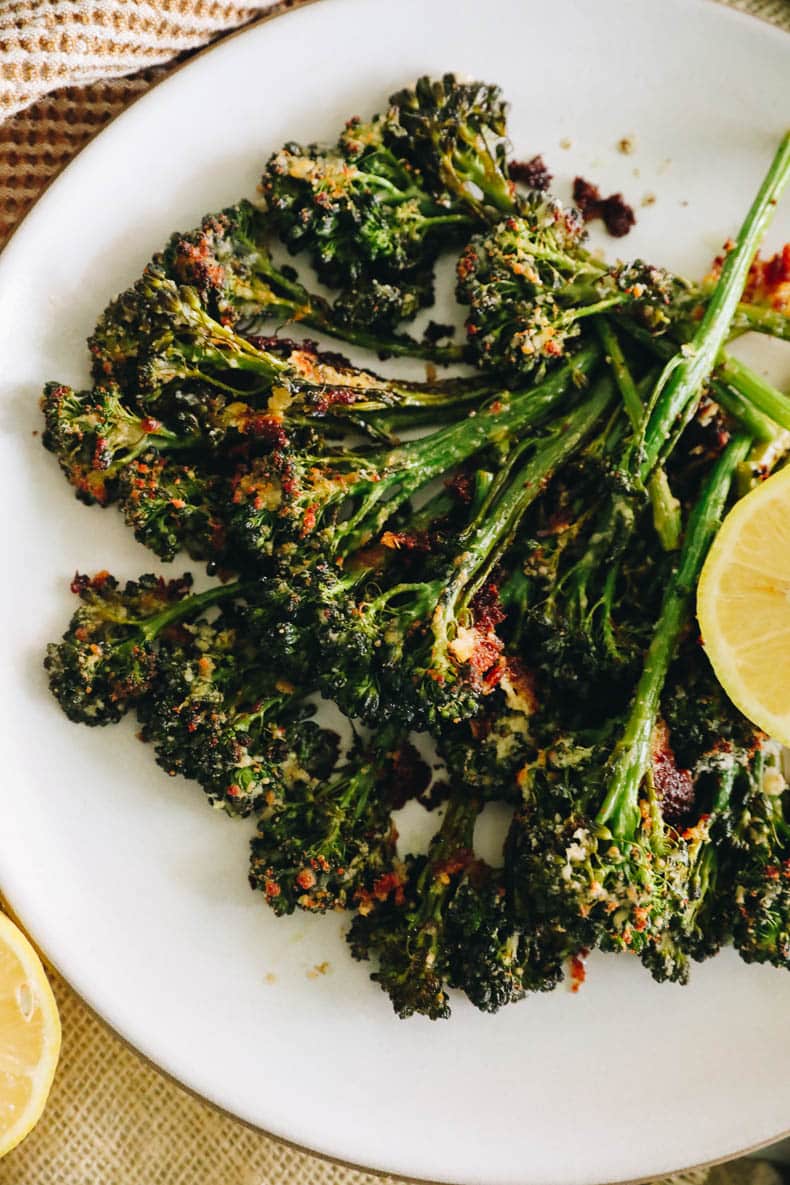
[697,464,790,745]
[0,911,61,1157]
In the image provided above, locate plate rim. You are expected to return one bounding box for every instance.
[1,0,789,1180]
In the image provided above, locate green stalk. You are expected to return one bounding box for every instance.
[111,422,203,471]
[736,427,790,496]
[639,131,790,476]
[442,374,616,616]
[180,338,287,382]
[619,319,786,441]
[395,345,599,474]
[339,374,499,416]
[336,345,600,554]
[717,353,790,432]
[648,469,682,553]
[722,300,790,343]
[597,434,752,838]
[232,691,294,735]
[596,320,643,429]
[597,320,681,550]
[710,380,780,443]
[136,578,256,641]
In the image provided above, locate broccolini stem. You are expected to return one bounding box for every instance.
[469,168,514,215]
[717,353,790,432]
[735,428,790,496]
[295,315,466,365]
[596,319,643,429]
[356,373,501,414]
[136,579,257,642]
[640,131,790,476]
[431,790,480,861]
[618,319,786,441]
[725,301,790,342]
[358,400,480,439]
[648,469,682,553]
[597,320,681,550]
[402,790,481,982]
[113,424,205,470]
[712,761,739,816]
[393,343,600,472]
[565,293,634,323]
[446,373,616,613]
[180,339,287,380]
[597,433,753,837]
[418,212,477,233]
[233,693,293,734]
[336,344,600,554]
[710,380,780,443]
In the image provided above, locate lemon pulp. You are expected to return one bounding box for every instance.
[697,465,790,745]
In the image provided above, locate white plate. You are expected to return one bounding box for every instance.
[1,2,789,1182]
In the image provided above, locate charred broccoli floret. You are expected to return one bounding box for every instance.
[139,606,336,815]
[261,133,471,322]
[456,208,674,381]
[729,745,790,968]
[261,73,519,330]
[117,453,227,563]
[160,200,463,361]
[41,381,195,506]
[249,725,408,914]
[350,785,562,1019]
[43,571,247,725]
[444,863,564,1012]
[90,265,294,396]
[385,74,515,218]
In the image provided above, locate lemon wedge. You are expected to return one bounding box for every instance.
[697,464,790,745]
[0,911,61,1157]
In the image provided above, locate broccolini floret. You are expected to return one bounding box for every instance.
[160,200,463,361]
[139,605,337,815]
[456,208,674,381]
[729,745,790,968]
[117,453,227,563]
[249,725,406,914]
[350,785,564,1019]
[260,134,470,323]
[385,74,515,219]
[44,571,247,725]
[41,381,194,506]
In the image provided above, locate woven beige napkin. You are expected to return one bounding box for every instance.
[0,2,789,1183]
[0,0,276,122]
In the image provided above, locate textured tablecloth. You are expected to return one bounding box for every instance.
[0,2,789,1182]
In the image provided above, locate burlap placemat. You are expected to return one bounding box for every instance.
[0,2,788,1182]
